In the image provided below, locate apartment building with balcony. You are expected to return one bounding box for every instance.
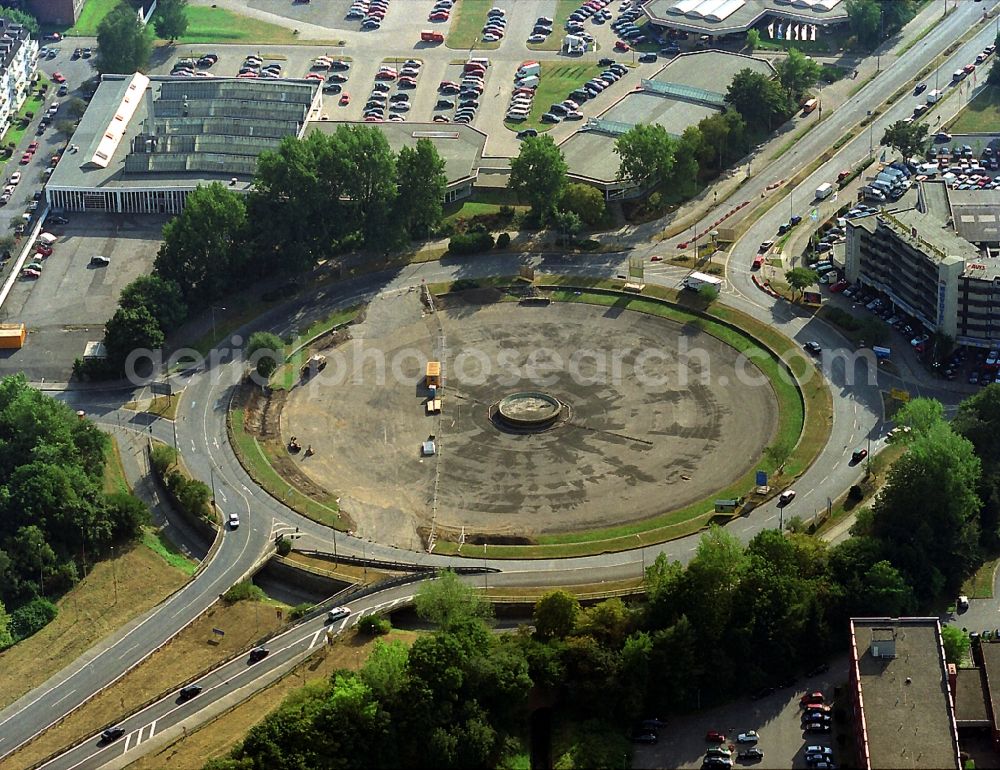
[844,180,1000,348]
[0,19,37,142]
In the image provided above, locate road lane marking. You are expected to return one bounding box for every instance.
[309,628,324,649]
[51,690,76,708]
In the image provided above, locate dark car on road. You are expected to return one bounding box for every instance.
[248,646,269,664]
[100,726,126,743]
[178,683,203,702]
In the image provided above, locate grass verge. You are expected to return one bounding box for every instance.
[124,394,180,421]
[949,86,1000,134]
[65,0,118,36]
[103,436,129,496]
[427,278,831,559]
[526,0,579,52]
[5,599,287,770]
[504,61,602,132]
[0,544,189,712]
[269,305,361,391]
[142,528,198,576]
[0,81,46,154]
[126,629,422,769]
[445,0,502,51]
[962,555,999,600]
[229,407,343,528]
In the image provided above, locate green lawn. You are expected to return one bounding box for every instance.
[142,528,198,575]
[173,6,322,45]
[527,0,578,51]
[66,0,119,36]
[948,86,1000,134]
[0,81,46,156]
[504,62,602,133]
[445,0,501,51]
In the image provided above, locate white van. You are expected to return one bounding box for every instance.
[516,75,539,89]
[926,88,943,104]
[37,232,57,245]
[815,182,834,200]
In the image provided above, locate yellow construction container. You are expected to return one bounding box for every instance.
[425,361,441,388]
[0,323,26,349]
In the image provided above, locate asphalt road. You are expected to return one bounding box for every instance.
[5,2,999,765]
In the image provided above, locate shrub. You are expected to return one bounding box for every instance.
[150,444,177,475]
[358,615,392,635]
[448,231,495,255]
[498,205,515,220]
[178,479,211,519]
[10,597,58,641]
[288,602,312,620]
[276,536,292,556]
[496,232,511,248]
[848,484,864,502]
[223,580,266,603]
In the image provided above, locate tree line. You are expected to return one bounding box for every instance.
[202,384,1000,769]
[95,0,190,77]
[0,375,148,650]
[77,127,448,378]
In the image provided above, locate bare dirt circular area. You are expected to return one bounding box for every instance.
[281,292,779,546]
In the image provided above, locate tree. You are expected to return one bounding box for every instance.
[847,0,882,49]
[552,208,581,246]
[55,119,76,137]
[245,331,284,379]
[96,2,151,75]
[895,397,945,435]
[698,284,719,303]
[745,28,760,52]
[615,123,676,190]
[784,267,819,301]
[360,638,409,702]
[776,48,821,102]
[395,139,446,239]
[533,590,580,640]
[119,275,187,333]
[415,569,492,630]
[508,134,567,222]
[0,7,39,34]
[337,125,402,250]
[941,625,970,665]
[869,421,982,598]
[154,182,248,303]
[881,120,929,160]
[726,68,791,133]
[879,0,916,35]
[990,56,1000,87]
[0,599,12,649]
[559,183,605,226]
[153,0,189,42]
[672,125,703,192]
[103,304,164,373]
[66,98,88,121]
[859,560,915,616]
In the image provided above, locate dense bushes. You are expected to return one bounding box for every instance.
[358,615,392,636]
[223,580,266,603]
[150,444,214,523]
[448,229,495,255]
[0,375,148,647]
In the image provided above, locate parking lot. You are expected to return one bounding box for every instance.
[632,661,848,769]
[0,215,166,381]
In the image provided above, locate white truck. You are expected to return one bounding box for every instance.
[926,88,943,104]
[682,272,724,291]
[815,182,834,200]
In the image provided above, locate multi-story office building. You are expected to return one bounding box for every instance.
[845,181,1000,348]
[0,18,37,142]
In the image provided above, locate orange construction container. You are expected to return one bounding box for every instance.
[425,361,441,388]
[0,323,25,349]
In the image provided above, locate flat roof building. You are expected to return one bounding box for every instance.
[560,51,773,197]
[644,0,849,36]
[47,74,322,215]
[846,180,1000,348]
[848,617,961,770]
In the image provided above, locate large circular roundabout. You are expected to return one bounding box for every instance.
[280,289,781,547]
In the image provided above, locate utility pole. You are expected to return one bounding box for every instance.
[111,545,118,604]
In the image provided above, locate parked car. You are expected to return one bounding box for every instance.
[227,511,239,528]
[736,731,759,744]
[737,748,764,762]
[705,730,726,743]
[100,726,126,743]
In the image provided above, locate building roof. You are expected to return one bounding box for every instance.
[850,618,961,770]
[0,18,31,72]
[954,667,989,725]
[307,121,486,189]
[645,0,848,35]
[877,208,980,263]
[947,188,1000,244]
[48,75,319,193]
[560,51,770,186]
[978,641,1000,731]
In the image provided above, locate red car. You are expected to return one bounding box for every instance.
[19,153,32,165]
[375,70,397,80]
[339,92,350,105]
[801,691,825,706]
[752,254,764,270]
[705,731,726,743]
[964,63,976,74]
[829,279,848,292]
[614,41,630,52]
[51,72,66,83]
[27,142,38,152]
[429,11,449,21]
[35,244,53,257]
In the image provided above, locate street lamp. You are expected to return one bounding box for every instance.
[210,306,227,341]
[867,110,874,157]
